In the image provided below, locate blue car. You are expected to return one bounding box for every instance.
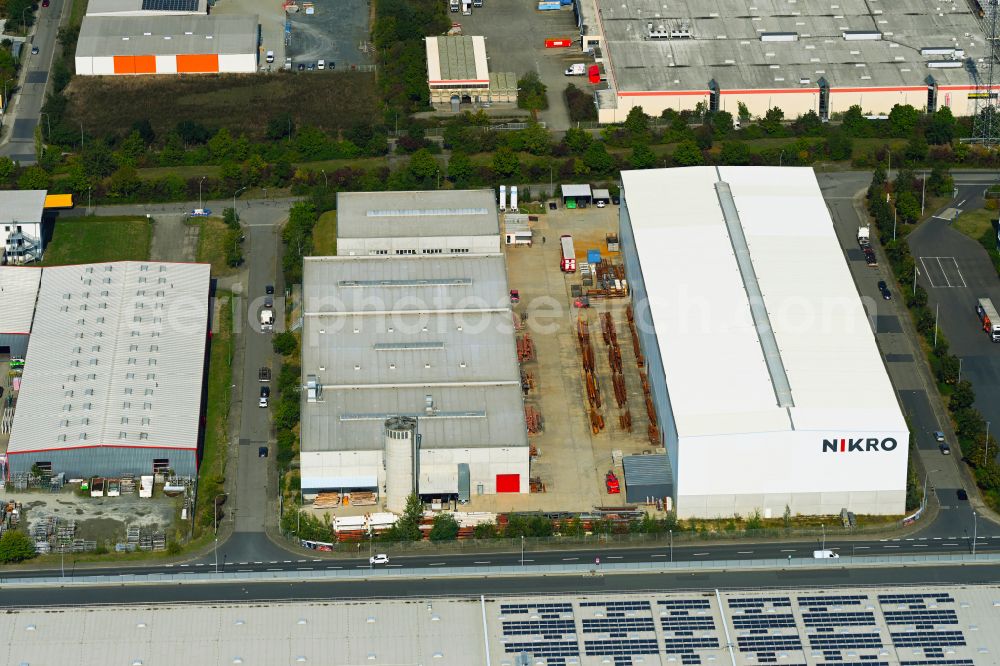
[190,208,211,217]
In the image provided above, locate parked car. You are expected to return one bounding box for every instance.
[31,45,39,55]
[307,63,315,71]
[264,295,273,308]
[596,200,607,208]
[41,0,49,7]
[266,284,275,295]
[611,194,620,205]
[297,63,305,71]
[934,431,945,442]
[957,489,968,501]
[317,59,325,70]
[260,386,270,399]
[548,202,557,210]
[190,208,211,217]
[259,395,268,408]
[509,289,520,304]
[369,553,390,565]
[258,446,268,458]
[266,50,274,63]
[878,280,891,300]
[940,442,951,455]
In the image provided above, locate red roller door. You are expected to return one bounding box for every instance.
[496,474,520,492]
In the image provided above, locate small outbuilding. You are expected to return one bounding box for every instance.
[592,188,611,205]
[560,184,592,208]
[622,454,672,504]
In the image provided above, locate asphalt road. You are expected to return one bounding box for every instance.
[0,0,69,164]
[3,563,998,607]
[908,180,1000,465]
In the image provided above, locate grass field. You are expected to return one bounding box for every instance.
[190,217,240,276]
[64,72,379,140]
[313,211,337,256]
[953,207,1000,278]
[41,216,151,265]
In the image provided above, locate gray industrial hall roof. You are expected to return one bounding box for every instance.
[0,266,41,335]
[597,0,990,93]
[0,190,46,225]
[7,261,211,455]
[425,35,489,83]
[85,0,208,15]
[336,190,500,239]
[303,254,509,313]
[622,453,672,503]
[303,385,528,452]
[76,14,258,57]
[301,254,526,453]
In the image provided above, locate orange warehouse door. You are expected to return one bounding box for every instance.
[113,56,136,74]
[176,54,219,73]
[496,474,520,493]
[133,55,156,74]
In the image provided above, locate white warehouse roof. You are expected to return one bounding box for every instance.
[76,15,258,57]
[0,190,46,225]
[336,190,500,239]
[7,261,211,455]
[0,266,41,335]
[621,166,906,438]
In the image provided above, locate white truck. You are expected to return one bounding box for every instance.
[461,0,471,14]
[450,0,459,11]
[857,225,871,247]
[977,298,1000,342]
[564,63,587,76]
[260,307,275,332]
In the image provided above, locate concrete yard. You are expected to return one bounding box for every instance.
[285,0,372,70]
[454,2,583,129]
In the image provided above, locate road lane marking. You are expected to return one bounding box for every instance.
[855,546,870,550]
[297,567,314,570]
[737,551,753,554]
[474,561,492,564]
[780,549,796,553]
[692,552,710,556]
[269,561,277,564]
[913,544,928,547]
[237,569,252,572]
[944,543,958,546]
[607,556,623,559]
[266,568,281,571]
[195,563,204,567]
[283,560,291,563]
[313,559,323,562]
[521,559,534,563]
[180,564,189,567]
[254,561,263,564]
[562,557,579,561]
[238,562,248,565]
[884,545,900,548]
[386,564,403,568]
[427,562,447,566]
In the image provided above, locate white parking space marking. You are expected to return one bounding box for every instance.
[920,256,966,288]
[939,257,967,288]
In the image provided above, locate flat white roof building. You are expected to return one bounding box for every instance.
[6,261,211,480]
[619,166,908,518]
[0,266,41,358]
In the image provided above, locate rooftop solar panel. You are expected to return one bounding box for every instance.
[890,631,966,648]
[140,0,198,10]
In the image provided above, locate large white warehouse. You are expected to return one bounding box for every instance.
[619,166,908,519]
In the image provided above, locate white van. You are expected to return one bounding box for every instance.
[265,50,274,63]
[812,550,840,559]
[462,0,471,14]
[317,59,325,70]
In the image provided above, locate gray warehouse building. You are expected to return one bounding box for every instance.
[5,261,211,481]
[0,266,41,358]
[299,254,529,511]
[335,190,502,257]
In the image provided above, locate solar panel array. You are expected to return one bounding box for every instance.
[494,587,990,666]
[139,0,199,11]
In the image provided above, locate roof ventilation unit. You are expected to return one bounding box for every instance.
[927,60,963,68]
[843,31,882,40]
[647,23,669,39]
[306,374,320,403]
[761,32,798,42]
[670,21,692,39]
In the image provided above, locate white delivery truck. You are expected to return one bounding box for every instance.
[260,307,275,332]
[564,63,587,76]
[462,0,471,14]
[450,0,459,11]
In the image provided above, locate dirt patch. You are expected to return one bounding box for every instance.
[64,72,379,140]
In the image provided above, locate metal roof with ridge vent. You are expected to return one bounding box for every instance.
[425,35,489,84]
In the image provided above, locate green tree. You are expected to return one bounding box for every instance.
[408,148,440,183]
[517,71,548,111]
[926,107,956,145]
[841,104,868,137]
[108,166,141,198]
[793,110,824,136]
[492,146,520,178]
[583,141,615,175]
[760,106,785,134]
[520,122,551,155]
[272,332,298,356]
[266,113,295,140]
[82,140,117,179]
[672,140,703,166]
[904,134,928,162]
[447,151,474,186]
[223,206,240,229]
[950,380,976,411]
[115,130,146,168]
[825,132,854,161]
[737,101,751,125]
[387,493,424,541]
[130,118,155,145]
[208,128,235,162]
[623,106,650,137]
[719,141,751,165]
[895,190,920,223]
[429,513,460,541]
[710,110,734,137]
[927,163,954,196]
[563,127,592,154]
[17,165,49,190]
[244,154,267,186]
[0,156,15,182]
[473,522,498,539]
[629,141,657,169]
[176,120,211,145]
[888,104,920,138]
[0,530,35,563]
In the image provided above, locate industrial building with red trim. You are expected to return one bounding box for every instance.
[572,0,994,123]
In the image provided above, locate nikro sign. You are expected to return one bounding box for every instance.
[822,437,898,453]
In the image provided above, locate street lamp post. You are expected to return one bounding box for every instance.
[821,523,826,552]
[973,510,978,555]
[921,172,927,215]
[779,149,785,167]
[549,165,553,199]
[669,529,673,563]
[87,186,92,215]
[199,176,207,210]
[985,421,992,466]
[233,185,248,218]
[320,169,328,188]
[21,7,28,31]
[520,535,525,566]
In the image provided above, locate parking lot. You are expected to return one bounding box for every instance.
[455,3,584,129]
[285,0,372,70]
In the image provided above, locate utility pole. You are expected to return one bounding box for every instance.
[985,421,992,466]
[821,523,826,552]
[921,172,926,215]
[669,529,673,562]
[520,535,525,566]
[934,303,940,347]
[973,510,978,555]
[199,176,206,209]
